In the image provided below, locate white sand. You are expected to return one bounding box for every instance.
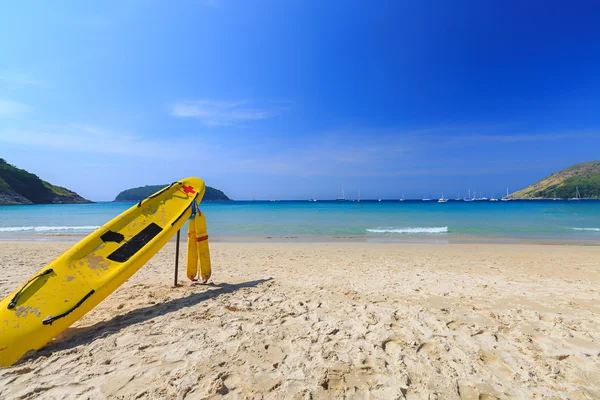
[1,241,599,399]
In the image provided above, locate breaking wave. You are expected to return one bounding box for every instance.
[0,226,99,233]
[366,227,449,234]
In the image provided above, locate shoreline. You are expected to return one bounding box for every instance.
[1,234,599,246]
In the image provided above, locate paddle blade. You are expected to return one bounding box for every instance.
[194,210,211,282]
[186,218,198,281]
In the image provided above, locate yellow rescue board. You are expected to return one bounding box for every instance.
[0,177,205,367]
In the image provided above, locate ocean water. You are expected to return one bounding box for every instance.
[1,200,599,244]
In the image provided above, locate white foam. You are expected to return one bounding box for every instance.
[0,227,29,232]
[0,226,99,233]
[366,227,449,234]
[572,227,600,232]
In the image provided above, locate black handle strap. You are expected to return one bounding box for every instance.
[137,181,182,207]
[171,193,199,227]
[42,289,95,325]
[8,268,54,310]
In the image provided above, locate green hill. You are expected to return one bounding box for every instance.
[0,158,91,205]
[511,161,600,199]
[115,184,230,202]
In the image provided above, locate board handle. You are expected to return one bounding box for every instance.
[7,268,54,310]
[42,290,95,325]
[137,181,182,208]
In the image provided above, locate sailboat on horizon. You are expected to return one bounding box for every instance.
[570,186,581,201]
[464,189,474,202]
[477,192,488,201]
[501,187,511,201]
[438,192,448,203]
[336,182,346,201]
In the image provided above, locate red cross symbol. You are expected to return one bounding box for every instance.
[182,185,196,195]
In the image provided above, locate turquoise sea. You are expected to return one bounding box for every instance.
[1,200,599,244]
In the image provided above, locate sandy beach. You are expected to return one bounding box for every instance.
[0,241,599,399]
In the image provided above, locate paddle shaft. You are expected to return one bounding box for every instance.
[174,229,180,286]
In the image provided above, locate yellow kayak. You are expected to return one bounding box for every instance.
[0,177,206,367]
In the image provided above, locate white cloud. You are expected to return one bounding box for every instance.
[170,99,280,126]
[0,124,201,159]
[396,124,594,144]
[0,99,31,117]
[0,73,48,88]
[213,125,590,177]
[462,132,588,143]
[218,133,411,176]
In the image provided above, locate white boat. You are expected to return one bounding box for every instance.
[309,198,317,202]
[336,182,346,201]
[475,192,488,201]
[464,189,474,202]
[553,191,558,201]
[357,189,360,203]
[570,187,581,201]
[438,193,448,203]
[490,192,499,201]
[501,187,511,201]
[399,193,405,202]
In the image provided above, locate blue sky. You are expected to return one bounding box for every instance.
[1,0,599,200]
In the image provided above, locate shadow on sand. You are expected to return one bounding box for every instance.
[27,278,272,361]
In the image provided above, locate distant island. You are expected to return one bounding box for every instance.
[512,160,600,199]
[115,184,230,202]
[0,158,91,205]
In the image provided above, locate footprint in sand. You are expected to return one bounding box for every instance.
[416,341,435,355]
[383,336,409,359]
[390,322,403,330]
[321,370,345,393]
[457,381,479,400]
[446,320,463,330]
[479,350,514,382]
